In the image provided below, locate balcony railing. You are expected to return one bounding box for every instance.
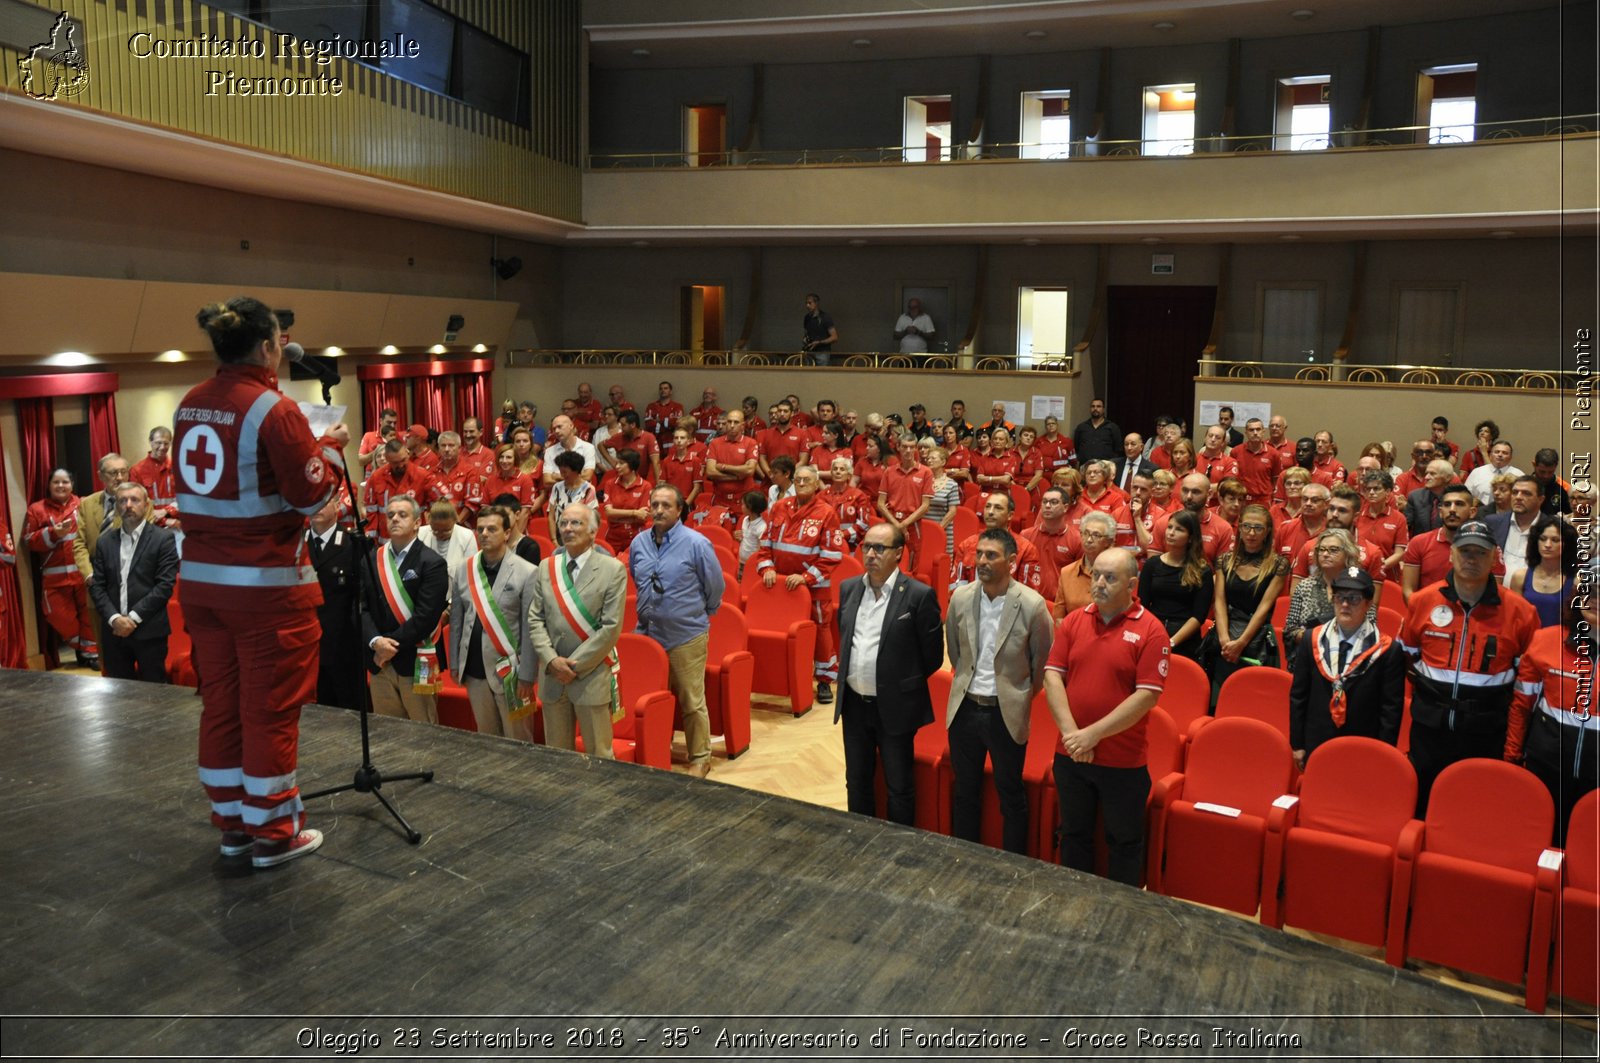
[1198,358,1575,390]
[588,114,1597,169]
[507,348,1077,373]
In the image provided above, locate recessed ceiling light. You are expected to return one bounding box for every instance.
[472,343,489,353]
[429,344,447,355]
[380,345,400,355]
[157,350,186,363]
[631,48,650,57]
[851,38,872,48]
[1022,237,1041,246]
[1291,9,1316,20]
[1153,21,1175,31]
[847,238,868,247]
[50,351,91,366]
[1024,30,1047,40]
[322,346,344,357]
[1278,234,1302,241]
[1140,236,1163,245]
[1489,229,1517,238]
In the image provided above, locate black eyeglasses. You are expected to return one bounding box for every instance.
[648,574,665,594]
[862,543,899,554]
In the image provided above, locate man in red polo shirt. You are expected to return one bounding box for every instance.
[1309,431,1346,488]
[1147,474,1235,564]
[359,407,400,471]
[953,492,1045,594]
[1018,487,1082,602]
[1394,440,1437,498]
[1356,469,1409,577]
[878,436,934,570]
[660,425,706,511]
[646,381,685,446]
[1276,481,1332,566]
[600,410,661,483]
[570,382,603,436]
[758,400,812,480]
[1400,483,1502,602]
[430,431,485,523]
[1196,425,1240,492]
[1267,414,1295,467]
[458,417,495,476]
[704,409,761,527]
[1230,416,1282,508]
[1045,547,1170,885]
[1290,485,1388,588]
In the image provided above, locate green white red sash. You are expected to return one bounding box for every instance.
[468,552,521,706]
[378,542,441,692]
[547,553,621,720]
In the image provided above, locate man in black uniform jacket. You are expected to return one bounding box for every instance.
[306,496,363,710]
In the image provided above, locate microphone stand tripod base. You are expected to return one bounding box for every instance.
[304,763,433,846]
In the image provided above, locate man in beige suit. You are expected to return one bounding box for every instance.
[74,452,130,664]
[527,502,628,758]
[945,527,1053,854]
[449,505,538,740]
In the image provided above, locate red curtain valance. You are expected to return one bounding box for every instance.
[356,359,494,381]
[0,372,120,399]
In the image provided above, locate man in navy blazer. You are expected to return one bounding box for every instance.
[88,482,178,683]
[361,496,450,724]
[836,522,944,825]
[1111,433,1158,493]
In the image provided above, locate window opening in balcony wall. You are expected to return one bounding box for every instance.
[1020,90,1072,158]
[1275,76,1331,150]
[684,104,727,166]
[1017,287,1069,369]
[1417,64,1477,143]
[680,286,725,353]
[904,95,953,161]
[1142,84,1195,155]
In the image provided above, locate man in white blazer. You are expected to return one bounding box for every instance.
[527,502,628,758]
[449,505,538,739]
[945,527,1054,854]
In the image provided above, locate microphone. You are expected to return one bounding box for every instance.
[283,342,341,387]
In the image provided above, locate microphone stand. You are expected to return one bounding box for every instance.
[302,376,432,844]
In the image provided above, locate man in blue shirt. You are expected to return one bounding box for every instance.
[630,484,726,778]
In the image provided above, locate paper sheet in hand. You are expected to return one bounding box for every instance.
[299,403,347,440]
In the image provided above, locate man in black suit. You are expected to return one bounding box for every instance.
[88,482,178,683]
[307,496,364,710]
[360,495,449,724]
[836,521,944,825]
[1112,432,1158,494]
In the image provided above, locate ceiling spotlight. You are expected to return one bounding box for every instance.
[429,344,448,355]
[1290,9,1316,20]
[380,345,400,355]
[631,48,650,57]
[1153,21,1175,31]
[851,38,872,47]
[50,351,92,366]
[322,346,344,357]
[471,343,489,353]
[491,256,523,281]
[1024,30,1047,39]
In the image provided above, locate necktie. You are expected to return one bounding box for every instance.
[567,558,578,582]
[1337,640,1351,675]
[100,496,115,533]
[1121,463,1132,491]
[310,535,324,564]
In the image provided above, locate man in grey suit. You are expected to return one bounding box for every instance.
[836,522,944,825]
[88,482,178,683]
[450,505,538,740]
[527,502,628,758]
[945,527,1054,853]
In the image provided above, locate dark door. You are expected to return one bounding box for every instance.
[1106,285,1217,441]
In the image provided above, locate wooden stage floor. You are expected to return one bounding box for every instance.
[0,671,1583,1060]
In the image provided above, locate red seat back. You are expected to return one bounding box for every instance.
[741,580,812,632]
[1376,606,1404,639]
[951,506,981,544]
[1160,654,1211,730]
[1146,706,1184,781]
[1215,667,1292,737]
[1183,717,1296,814]
[698,521,735,553]
[1297,736,1416,844]
[1426,760,1556,871]
[615,632,669,707]
[709,603,749,658]
[712,544,739,584]
[834,553,865,587]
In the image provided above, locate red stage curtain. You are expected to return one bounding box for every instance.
[0,424,26,669]
[18,398,55,502]
[455,372,490,429]
[413,375,454,433]
[362,379,407,436]
[87,392,120,491]
[16,397,58,669]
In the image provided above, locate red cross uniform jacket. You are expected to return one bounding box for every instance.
[1399,573,1540,736]
[174,363,343,612]
[753,494,843,596]
[23,496,82,588]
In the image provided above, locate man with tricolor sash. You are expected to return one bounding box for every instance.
[449,505,539,739]
[361,496,450,724]
[527,503,628,758]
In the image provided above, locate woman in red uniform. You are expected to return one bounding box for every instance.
[483,442,538,513]
[180,297,348,868]
[23,469,96,669]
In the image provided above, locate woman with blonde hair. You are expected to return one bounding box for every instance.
[1204,503,1289,689]
[1283,528,1374,665]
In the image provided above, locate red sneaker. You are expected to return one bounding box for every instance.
[251,829,323,869]
[219,831,253,857]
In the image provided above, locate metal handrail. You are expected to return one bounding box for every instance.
[1198,358,1578,390]
[588,114,1598,170]
[507,348,1077,373]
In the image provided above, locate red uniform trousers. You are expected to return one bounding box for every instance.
[811,594,837,681]
[42,578,96,655]
[192,603,320,843]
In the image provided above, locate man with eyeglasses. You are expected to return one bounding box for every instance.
[1045,547,1169,885]
[1289,485,1388,591]
[1275,482,1331,567]
[755,465,844,704]
[630,485,726,778]
[1400,520,1539,814]
[835,523,943,825]
[1395,440,1437,498]
[527,503,627,758]
[1020,487,1083,604]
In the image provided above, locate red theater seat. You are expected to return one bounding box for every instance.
[740,579,817,717]
[700,604,754,758]
[1555,790,1600,1007]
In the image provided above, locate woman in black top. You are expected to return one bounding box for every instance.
[1204,503,1288,691]
[1138,508,1213,660]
